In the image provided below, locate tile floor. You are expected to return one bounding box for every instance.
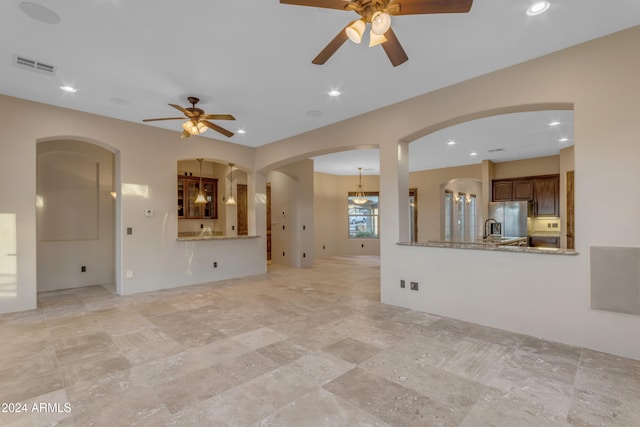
[1,256,639,426]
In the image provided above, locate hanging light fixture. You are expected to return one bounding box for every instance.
[353,167,368,205]
[225,163,237,205]
[194,159,207,204]
[182,120,207,135]
[369,30,387,47]
[371,11,391,35]
[346,19,366,44]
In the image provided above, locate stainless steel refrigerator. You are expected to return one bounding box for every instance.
[488,201,530,238]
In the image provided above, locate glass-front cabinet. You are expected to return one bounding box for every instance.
[178,176,218,219]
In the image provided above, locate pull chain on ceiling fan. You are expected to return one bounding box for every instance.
[280,0,473,66]
[143,97,236,139]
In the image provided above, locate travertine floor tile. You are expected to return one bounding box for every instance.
[253,388,391,427]
[2,256,638,426]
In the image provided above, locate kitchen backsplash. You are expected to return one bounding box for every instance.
[528,217,561,233]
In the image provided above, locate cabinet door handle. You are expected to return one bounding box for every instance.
[6,253,17,256]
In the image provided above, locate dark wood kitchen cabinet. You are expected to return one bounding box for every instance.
[533,176,559,217]
[177,176,218,219]
[512,179,534,201]
[492,180,513,202]
[492,175,559,217]
[529,236,560,248]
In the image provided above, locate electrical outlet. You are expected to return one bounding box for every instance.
[126,227,132,235]
[400,280,405,288]
[126,270,134,279]
[410,282,419,291]
[213,261,218,268]
[303,253,306,258]
[232,225,235,231]
[81,266,86,272]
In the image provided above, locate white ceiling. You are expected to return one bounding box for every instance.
[1,1,638,172]
[313,109,574,174]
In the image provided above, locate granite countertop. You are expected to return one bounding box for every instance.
[177,234,260,241]
[397,240,578,255]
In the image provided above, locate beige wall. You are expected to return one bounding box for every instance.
[0,94,264,313]
[493,155,560,179]
[256,26,640,360]
[37,140,114,291]
[268,159,314,268]
[314,172,380,257]
[2,26,640,360]
[409,164,482,241]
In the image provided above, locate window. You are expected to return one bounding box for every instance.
[348,193,379,238]
[443,191,477,242]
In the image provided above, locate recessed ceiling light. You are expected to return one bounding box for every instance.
[548,120,561,126]
[558,137,569,142]
[328,90,341,97]
[470,152,478,156]
[237,129,246,134]
[60,86,77,93]
[19,2,61,24]
[527,1,550,16]
[447,140,456,145]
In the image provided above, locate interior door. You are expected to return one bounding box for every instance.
[237,184,248,235]
[566,171,575,249]
[266,183,272,263]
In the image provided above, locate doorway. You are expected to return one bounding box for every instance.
[36,140,116,292]
[266,182,272,263]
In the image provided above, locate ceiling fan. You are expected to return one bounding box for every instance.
[143,97,236,138]
[280,0,473,67]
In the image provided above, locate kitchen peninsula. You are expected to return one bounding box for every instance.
[397,240,578,255]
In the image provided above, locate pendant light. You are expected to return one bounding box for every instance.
[225,163,237,205]
[194,159,207,204]
[353,167,368,205]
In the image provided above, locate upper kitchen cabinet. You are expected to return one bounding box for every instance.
[512,179,534,201]
[492,180,512,201]
[492,174,559,217]
[533,175,559,217]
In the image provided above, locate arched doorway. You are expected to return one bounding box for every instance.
[36,139,117,293]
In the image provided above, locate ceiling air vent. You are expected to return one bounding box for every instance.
[13,55,56,76]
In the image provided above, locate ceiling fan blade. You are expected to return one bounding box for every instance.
[280,0,352,11]
[201,120,234,138]
[169,103,195,117]
[142,117,185,122]
[312,22,352,65]
[180,130,191,139]
[381,28,408,67]
[203,114,236,121]
[393,0,473,15]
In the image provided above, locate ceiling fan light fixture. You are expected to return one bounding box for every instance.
[371,12,391,35]
[182,120,207,135]
[346,19,366,44]
[369,30,387,47]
